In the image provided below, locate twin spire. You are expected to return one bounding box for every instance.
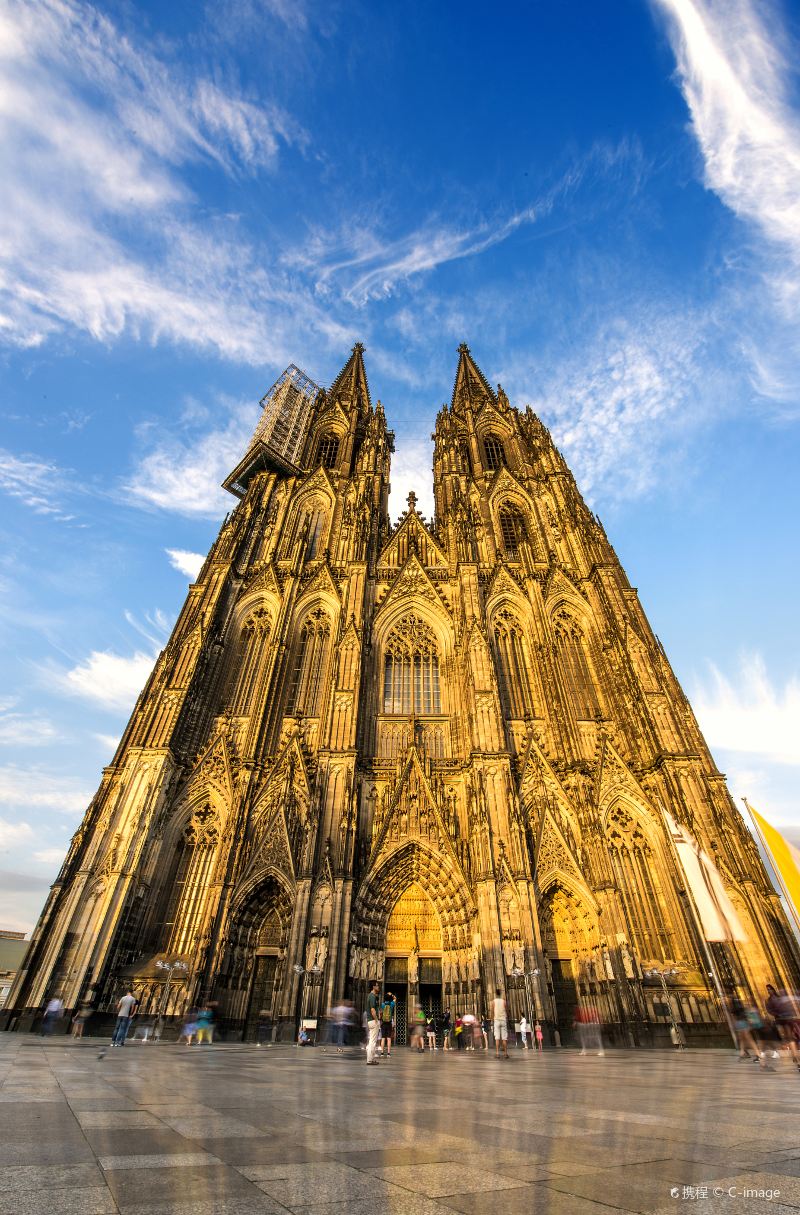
[325,340,494,417]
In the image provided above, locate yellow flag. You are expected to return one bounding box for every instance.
[748,802,800,926]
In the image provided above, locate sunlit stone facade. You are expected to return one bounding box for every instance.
[6,344,797,1044]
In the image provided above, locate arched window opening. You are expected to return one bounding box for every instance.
[383,615,441,715]
[286,608,331,717]
[484,433,505,471]
[165,804,220,956]
[606,805,673,962]
[316,433,340,469]
[305,507,326,560]
[498,504,526,556]
[493,609,535,718]
[229,607,271,715]
[554,610,601,720]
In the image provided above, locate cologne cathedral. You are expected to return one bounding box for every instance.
[5,345,798,1044]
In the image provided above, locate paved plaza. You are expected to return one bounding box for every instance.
[1,1037,799,1215]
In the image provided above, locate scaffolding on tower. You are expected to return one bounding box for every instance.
[223,363,322,497]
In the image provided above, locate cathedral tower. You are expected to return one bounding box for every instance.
[5,344,797,1045]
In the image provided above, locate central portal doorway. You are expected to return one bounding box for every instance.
[384,958,408,1044]
[384,883,444,1045]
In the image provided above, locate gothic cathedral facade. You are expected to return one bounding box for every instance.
[6,344,797,1044]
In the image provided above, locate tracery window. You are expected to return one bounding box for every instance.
[553,610,601,720]
[493,609,535,718]
[606,805,673,962]
[286,608,331,717]
[316,433,340,469]
[165,803,220,955]
[230,607,271,715]
[383,615,441,715]
[305,507,326,559]
[483,432,505,471]
[498,503,526,556]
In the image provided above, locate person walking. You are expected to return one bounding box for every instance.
[426,1011,437,1051]
[412,1005,427,1051]
[481,1013,490,1050]
[442,1008,452,1051]
[519,1015,530,1049]
[328,1002,347,1052]
[71,1002,91,1038]
[454,1013,464,1049]
[366,981,382,1065]
[492,988,509,1059]
[534,1020,544,1052]
[195,1004,215,1045]
[765,984,800,1070]
[40,995,64,1036]
[380,991,395,1057]
[111,989,138,1047]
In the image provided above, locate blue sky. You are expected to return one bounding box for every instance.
[2,0,800,931]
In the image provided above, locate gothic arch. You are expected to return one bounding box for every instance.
[154,792,227,958]
[488,604,537,720]
[230,591,280,633]
[602,797,682,965]
[353,841,475,947]
[229,869,296,934]
[381,614,442,716]
[373,589,452,657]
[494,499,529,556]
[481,430,507,471]
[226,605,274,715]
[550,603,602,720]
[282,482,334,560]
[284,603,334,719]
[538,877,601,959]
[220,873,295,1034]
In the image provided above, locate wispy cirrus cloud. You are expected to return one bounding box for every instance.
[0,450,75,520]
[692,653,800,767]
[298,206,540,306]
[519,306,725,503]
[0,0,347,360]
[652,0,800,406]
[50,649,156,713]
[0,766,90,814]
[0,817,34,851]
[0,700,59,748]
[124,397,253,517]
[166,549,205,580]
[294,141,643,306]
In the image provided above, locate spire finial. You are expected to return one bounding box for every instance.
[457,342,470,354]
[352,341,365,354]
[407,490,418,512]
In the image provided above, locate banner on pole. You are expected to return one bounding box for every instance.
[663,809,748,943]
[747,801,800,928]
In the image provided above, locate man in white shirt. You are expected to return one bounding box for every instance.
[40,995,64,1036]
[519,1015,530,1049]
[111,989,138,1047]
[492,988,509,1059]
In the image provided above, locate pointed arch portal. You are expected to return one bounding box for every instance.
[352,843,475,1043]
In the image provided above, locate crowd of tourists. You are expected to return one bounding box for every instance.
[33,980,800,1069]
[350,982,546,1064]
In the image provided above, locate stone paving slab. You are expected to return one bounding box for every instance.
[2,1037,800,1214]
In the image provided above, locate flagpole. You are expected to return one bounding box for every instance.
[742,798,800,949]
[660,804,738,1048]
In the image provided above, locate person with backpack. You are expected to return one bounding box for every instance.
[442,1008,452,1050]
[380,991,395,1057]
